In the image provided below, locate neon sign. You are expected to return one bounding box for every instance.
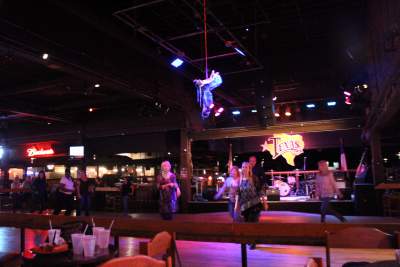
[26,146,55,158]
[261,133,305,166]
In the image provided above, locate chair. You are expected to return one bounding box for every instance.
[100,255,165,267]
[325,227,396,267]
[139,231,173,267]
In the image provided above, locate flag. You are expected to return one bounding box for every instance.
[340,138,348,171]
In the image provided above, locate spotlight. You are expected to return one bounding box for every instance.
[42,53,49,60]
[284,106,292,117]
[344,91,351,96]
[234,47,245,56]
[274,105,280,117]
[171,58,184,68]
[327,101,336,106]
[215,112,221,117]
[245,28,249,32]
[167,152,171,155]
[251,109,257,113]
[209,103,215,109]
[362,84,368,89]
[306,103,316,109]
[217,107,224,113]
[232,110,241,115]
[94,83,100,88]
[89,108,94,112]
[272,96,277,101]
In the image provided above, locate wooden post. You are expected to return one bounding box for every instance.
[241,243,247,267]
[179,129,192,212]
[370,132,385,185]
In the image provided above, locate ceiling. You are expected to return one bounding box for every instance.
[0,0,368,141]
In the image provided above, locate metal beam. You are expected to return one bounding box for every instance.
[190,117,362,141]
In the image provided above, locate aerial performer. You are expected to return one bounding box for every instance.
[194,70,223,119]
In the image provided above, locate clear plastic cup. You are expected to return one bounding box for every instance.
[97,229,110,249]
[92,227,104,247]
[71,233,84,255]
[48,229,61,245]
[82,235,96,257]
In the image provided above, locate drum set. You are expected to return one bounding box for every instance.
[271,174,316,197]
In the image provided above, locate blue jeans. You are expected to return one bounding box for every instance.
[77,195,91,216]
[122,195,129,214]
[320,197,345,222]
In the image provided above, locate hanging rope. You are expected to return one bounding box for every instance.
[203,0,208,78]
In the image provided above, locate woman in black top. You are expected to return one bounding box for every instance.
[32,171,48,214]
[76,170,93,216]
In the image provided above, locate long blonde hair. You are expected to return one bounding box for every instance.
[241,162,254,184]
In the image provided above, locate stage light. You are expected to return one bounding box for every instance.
[171,58,184,68]
[344,91,351,96]
[245,28,249,32]
[232,110,241,115]
[284,106,292,117]
[167,152,171,155]
[274,112,280,117]
[251,109,257,113]
[42,53,49,60]
[327,101,336,106]
[234,47,245,56]
[89,108,94,112]
[383,158,388,163]
[363,84,368,89]
[47,122,52,125]
[94,83,100,88]
[214,112,221,117]
[274,105,280,117]
[345,96,352,105]
[273,96,277,101]
[217,107,224,113]
[306,103,316,109]
[209,103,215,109]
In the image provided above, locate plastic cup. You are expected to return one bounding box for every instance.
[48,229,61,245]
[82,235,96,258]
[71,233,84,255]
[97,229,110,249]
[92,227,104,247]
[395,249,400,264]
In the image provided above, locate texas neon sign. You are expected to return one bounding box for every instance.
[261,133,305,166]
[26,146,55,157]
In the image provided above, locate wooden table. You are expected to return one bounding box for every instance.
[23,246,117,267]
[375,183,400,190]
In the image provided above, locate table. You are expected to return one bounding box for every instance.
[23,246,117,267]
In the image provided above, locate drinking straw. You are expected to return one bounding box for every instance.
[49,219,52,230]
[83,224,89,235]
[52,230,57,245]
[108,219,115,230]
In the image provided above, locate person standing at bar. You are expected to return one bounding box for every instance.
[53,168,75,216]
[249,156,268,187]
[121,177,131,215]
[31,171,47,214]
[315,160,347,223]
[157,161,180,220]
[10,175,22,212]
[214,166,240,221]
[236,162,263,250]
[76,170,93,216]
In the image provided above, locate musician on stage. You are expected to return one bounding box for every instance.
[315,160,347,223]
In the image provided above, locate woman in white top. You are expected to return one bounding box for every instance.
[315,160,346,223]
[214,166,240,220]
[53,168,75,216]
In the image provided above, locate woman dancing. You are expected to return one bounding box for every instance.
[214,166,240,221]
[157,161,181,220]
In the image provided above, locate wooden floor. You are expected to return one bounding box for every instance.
[1,211,399,266]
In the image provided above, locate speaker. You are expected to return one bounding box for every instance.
[254,77,274,127]
[266,188,280,201]
[354,183,379,215]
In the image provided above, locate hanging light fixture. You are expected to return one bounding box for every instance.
[274,105,280,117]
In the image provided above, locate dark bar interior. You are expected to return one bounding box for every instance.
[0,0,399,266]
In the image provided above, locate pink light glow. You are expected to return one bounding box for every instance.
[344,91,351,96]
[217,107,224,113]
[209,103,215,109]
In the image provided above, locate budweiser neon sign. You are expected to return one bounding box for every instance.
[26,146,55,157]
[261,133,305,166]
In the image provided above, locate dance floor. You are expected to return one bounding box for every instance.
[0,211,399,267]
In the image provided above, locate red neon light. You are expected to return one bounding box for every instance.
[26,147,55,157]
